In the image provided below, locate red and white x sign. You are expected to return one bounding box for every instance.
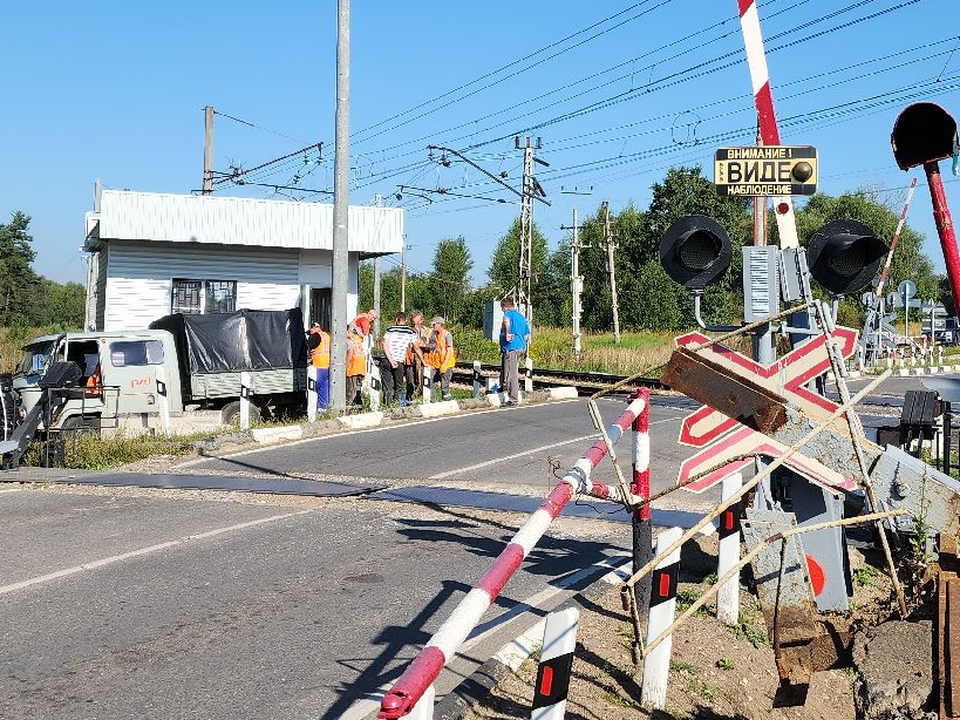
[677,327,858,448]
[676,326,859,494]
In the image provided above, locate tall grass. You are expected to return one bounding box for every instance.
[453,325,678,376]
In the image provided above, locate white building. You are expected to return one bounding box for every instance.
[83,189,403,331]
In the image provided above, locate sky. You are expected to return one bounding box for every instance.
[2,0,958,288]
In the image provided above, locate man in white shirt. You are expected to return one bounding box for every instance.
[380,312,418,406]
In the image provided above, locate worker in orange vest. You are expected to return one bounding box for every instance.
[307,322,331,410]
[346,327,367,407]
[424,316,455,401]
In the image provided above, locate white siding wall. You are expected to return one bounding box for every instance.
[102,241,301,330]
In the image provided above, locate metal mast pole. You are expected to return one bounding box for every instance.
[518,137,534,325]
[330,0,351,411]
[603,202,621,343]
[400,243,406,313]
[202,106,214,195]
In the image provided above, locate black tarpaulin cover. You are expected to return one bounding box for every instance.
[150,308,306,375]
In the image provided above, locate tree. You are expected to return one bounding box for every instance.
[488,218,550,317]
[431,236,473,324]
[794,190,942,323]
[0,211,41,325]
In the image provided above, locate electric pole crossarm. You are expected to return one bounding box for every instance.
[427,145,524,200]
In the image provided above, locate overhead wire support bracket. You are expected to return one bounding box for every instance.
[427,144,551,205]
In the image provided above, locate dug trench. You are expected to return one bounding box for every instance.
[465,533,941,720]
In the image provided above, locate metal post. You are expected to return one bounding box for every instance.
[202,106,214,195]
[631,387,652,631]
[927,162,960,317]
[155,365,170,437]
[239,371,251,430]
[944,401,952,475]
[330,0,351,411]
[518,138,534,324]
[531,608,580,720]
[472,360,482,398]
[716,473,743,625]
[373,193,383,342]
[307,367,318,423]
[571,208,582,358]
[641,526,682,711]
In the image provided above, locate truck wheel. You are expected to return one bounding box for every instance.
[220,401,264,427]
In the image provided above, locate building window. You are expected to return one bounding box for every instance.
[110,340,165,367]
[172,279,236,315]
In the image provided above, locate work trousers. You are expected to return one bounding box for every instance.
[347,374,363,407]
[501,349,523,403]
[315,367,330,410]
[379,357,407,406]
[426,366,452,401]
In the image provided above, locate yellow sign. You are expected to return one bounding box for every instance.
[714,145,817,197]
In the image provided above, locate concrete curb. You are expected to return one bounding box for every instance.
[250,425,303,443]
[417,400,461,418]
[338,411,384,430]
[434,555,631,720]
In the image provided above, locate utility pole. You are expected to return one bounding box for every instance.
[517,137,535,325]
[202,106,214,195]
[400,243,407,313]
[603,201,621,343]
[561,187,592,359]
[373,193,383,340]
[330,0,351,411]
[515,136,550,326]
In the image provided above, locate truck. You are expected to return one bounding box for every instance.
[8,308,308,446]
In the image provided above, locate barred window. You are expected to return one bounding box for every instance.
[172,279,236,314]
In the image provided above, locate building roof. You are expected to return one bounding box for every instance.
[85,189,403,255]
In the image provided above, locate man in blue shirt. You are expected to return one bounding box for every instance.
[499,298,530,406]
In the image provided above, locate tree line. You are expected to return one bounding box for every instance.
[361,166,944,331]
[0,211,86,328]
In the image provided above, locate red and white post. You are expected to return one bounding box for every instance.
[641,526,682,711]
[737,0,798,248]
[716,473,743,626]
[631,387,652,629]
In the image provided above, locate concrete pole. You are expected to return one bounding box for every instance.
[603,202,621,343]
[400,244,407,312]
[571,208,582,359]
[202,106,214,195]
[330,0,351,411]
[373,193,383,341]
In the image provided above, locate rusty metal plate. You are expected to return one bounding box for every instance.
[663,346,788,434]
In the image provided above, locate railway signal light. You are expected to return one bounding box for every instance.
[660,215,732,291]
[806,219,887,296]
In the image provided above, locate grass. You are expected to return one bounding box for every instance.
[453,325,677,376]
[716,657,734,670]
[0,325,76,373]
[853,564,880,588]
[25,430,215,471]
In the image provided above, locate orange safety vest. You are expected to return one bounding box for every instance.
[310,330,331,369]
[346,331,366,377]
[424,330,455,372]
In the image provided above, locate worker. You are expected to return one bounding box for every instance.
[380,312,417,406]
[404,310,428,400]
[499,298,531,406]
[423,316,455,401]
[85,362,103,398]
[346,327,367,407]
[307,321,331,410]
[349,309,380,338]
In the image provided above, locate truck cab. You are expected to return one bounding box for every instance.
[13,330,183,430]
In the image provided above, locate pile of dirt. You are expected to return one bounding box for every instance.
[465,537,911,720]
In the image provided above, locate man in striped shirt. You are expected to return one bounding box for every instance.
[379,312,418,406]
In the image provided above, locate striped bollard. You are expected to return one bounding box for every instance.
[307,367,318,423]
[369,364,382,412]
[155,365,171,437]
[641,526,682,711]
[524,355,534,395]
[716,473,743,626]
[473,360,483,398]
[531,608,580,720]
[631,387,652,630]
[239,371,252,430]
[422,367,434,405]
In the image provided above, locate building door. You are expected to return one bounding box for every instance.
[311,288,332,331]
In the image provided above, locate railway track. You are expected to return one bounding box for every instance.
[451,361,669,395]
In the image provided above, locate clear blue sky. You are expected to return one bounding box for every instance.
[2,0,957,287]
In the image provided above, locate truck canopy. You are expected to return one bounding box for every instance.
[150,308,307,376]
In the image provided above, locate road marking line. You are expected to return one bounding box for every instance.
[427,413,686,480]
[0,488,25,494]
[0,510,312,596]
